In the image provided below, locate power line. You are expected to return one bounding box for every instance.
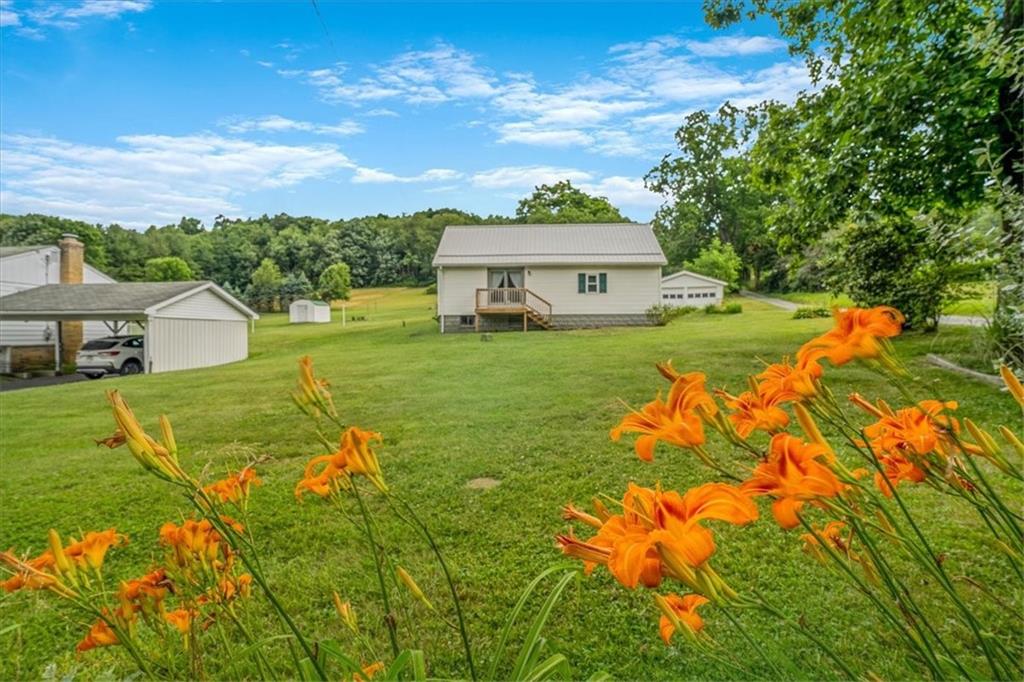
[309,0,337,56]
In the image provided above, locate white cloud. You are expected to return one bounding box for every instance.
[223,114,364,137]
[470,166,594,190]
[3,0,150,36]
[366,108,399,117]
[0,0,19,27]
[280,42,496,105]
[0,132,354,227]
[578,176,664,210]
[684,35,787,57]
[351,167,462,184]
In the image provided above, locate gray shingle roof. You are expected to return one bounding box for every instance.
[0,282,206,316]
[0,245,53,258]
[432,223,667,266]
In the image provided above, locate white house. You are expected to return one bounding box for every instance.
[289,299,331,324]
[660,270,727,308]
[0,235,116,372]
[432,223,667,333]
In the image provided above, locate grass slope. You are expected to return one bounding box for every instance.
[1,288,1020,680]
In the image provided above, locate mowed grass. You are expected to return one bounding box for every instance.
[1,288,1021,680]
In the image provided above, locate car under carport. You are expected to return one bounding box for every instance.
[0,281,259,374]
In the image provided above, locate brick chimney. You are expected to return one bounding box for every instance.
[58,233,85,367]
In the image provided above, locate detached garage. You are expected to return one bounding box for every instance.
[660,270,727,308]
[0,281,258,374]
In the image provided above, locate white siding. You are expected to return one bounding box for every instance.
[147,318,248,373]
[660,272,724,307]
[152,288,248,321]
[0,249,116,346]
[289,300,330,323]
[437,267,487,315]
[525,266,661,314]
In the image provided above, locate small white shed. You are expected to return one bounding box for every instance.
[0,281,258,373]
[289,299,331,324]
[660,270,727,308]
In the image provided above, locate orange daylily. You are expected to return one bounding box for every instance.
[76,616,119,652]
[64,529,128,571]
[717,387,789,438]
[800,521,849,558]
[742,434,845,529]
[354,661,385,681]
[861,400,961,458]
[164,608,195,634]
[558,482,757,590]
[203,467,262,504]
[756,356,822,403]
[296,426,386,497]
[873,452,928,498]
[119,568,172,613]
[1,550,57,593]
[159,519,231,567]
[611,372,716,461]
[657,593,709,644]
[797,306,905,367]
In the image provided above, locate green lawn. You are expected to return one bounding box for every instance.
[1,288,1020,680]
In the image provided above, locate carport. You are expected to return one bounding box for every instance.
[0,281,258,374]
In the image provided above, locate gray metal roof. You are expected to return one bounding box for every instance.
[0,245,54,258]
[0,281,208,320]
[432,223,667,267]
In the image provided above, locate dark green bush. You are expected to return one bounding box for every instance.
[792,307,832,319]
[646,304,696,325]
[424,283,437,295]
[704,303,743,315]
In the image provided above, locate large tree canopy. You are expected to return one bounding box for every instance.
[515,181,630,224]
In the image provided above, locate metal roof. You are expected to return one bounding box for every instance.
[432,223,667,267]
[0,281,258,321]
[0,245,53,258]
[661,269,728,287]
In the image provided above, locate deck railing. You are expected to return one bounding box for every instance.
[474,288,552,319]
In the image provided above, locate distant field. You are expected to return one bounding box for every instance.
[1,288,1019,680]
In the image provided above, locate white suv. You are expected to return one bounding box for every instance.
[76,335,145,379]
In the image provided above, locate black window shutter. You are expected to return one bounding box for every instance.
[598,272,607,293]
[577,273,586,293]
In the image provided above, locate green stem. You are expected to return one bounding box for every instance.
[388,493,478,680]
[350,481,401,658]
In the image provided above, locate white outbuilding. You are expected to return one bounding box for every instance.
[660,270,727,307]
[0,281,258,374]
[289,299,331,324]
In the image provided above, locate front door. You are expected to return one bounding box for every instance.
[488,269,524,305]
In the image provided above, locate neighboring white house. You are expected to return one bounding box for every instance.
[0,236,116,372]
[431,223,667,333]
[289,299,331,324]
[0,281,259,374]
[660,270,727,308]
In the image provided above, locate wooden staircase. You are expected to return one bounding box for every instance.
[474,288,553,331]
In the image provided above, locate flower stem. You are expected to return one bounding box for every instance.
[350,481,401,658]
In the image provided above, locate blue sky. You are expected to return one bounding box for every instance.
[0,1,808,229]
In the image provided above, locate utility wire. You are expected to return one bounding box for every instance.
[309,0,338,56]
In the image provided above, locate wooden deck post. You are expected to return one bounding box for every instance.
[523,311,527,332]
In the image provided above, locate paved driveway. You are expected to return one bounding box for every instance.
[0,373,91,392]
[739,291,987,327]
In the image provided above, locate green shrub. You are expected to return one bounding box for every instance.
[792,307,832,319]
[425,283,437,295]
[704,303,743,315]
[646,304,695,325]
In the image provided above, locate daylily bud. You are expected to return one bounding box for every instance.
[48,529,75,580]
[1000,365,1024,407]
[159,415,178,461]
[964,419,1000,458]
[333,591,359,633]
[998,426,1024,457]
[849,393,884,419]
[793,403,834,461]
[396,566,434,610]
